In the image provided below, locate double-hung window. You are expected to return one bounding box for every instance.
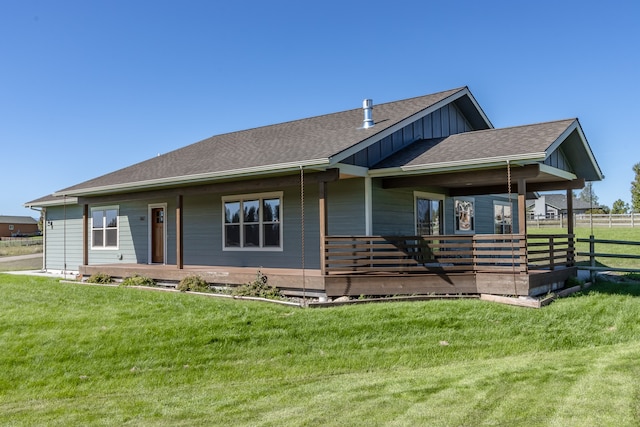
[92,207,119,248]
[223,192,282,250]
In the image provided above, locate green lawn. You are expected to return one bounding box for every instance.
[1,274,640,426]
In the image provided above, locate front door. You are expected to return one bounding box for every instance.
[151,207,165,263]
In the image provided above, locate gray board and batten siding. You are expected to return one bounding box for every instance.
[342,102,474,168]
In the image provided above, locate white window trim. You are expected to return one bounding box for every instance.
[413,191,445,235]
[494,200,513,234]
[91,205,119,250]
[222,191,283,252]
[147,203,167,264]
[454,197,475,235]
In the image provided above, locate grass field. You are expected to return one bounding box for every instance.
[1,274,640,426]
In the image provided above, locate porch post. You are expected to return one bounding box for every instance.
[567,189,575,267]
[82,204,88,267]
[518,178,527,235]
[566,189,574,236]
[176,194,183,269]
[319,181,328,276]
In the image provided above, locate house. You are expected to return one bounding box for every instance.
[528,193,598,219]
[25,86,603,298]
[0,215,39,238]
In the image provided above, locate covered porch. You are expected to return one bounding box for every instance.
[323,233,576,297]
[80,232,576,298]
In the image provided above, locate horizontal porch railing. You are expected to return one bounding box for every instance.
[324,234,527,275]
[526,233,575,270]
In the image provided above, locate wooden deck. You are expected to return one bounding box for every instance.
[79,264,325,297]
[80,233,577,298]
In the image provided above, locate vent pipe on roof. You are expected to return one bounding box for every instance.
[362,99,374,128]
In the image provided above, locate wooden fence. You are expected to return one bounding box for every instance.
[0,237,43,247]
[526,234,574,270]
[576,236,640,274]
[528,213,640,228]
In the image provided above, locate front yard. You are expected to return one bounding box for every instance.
[1,274,640,425]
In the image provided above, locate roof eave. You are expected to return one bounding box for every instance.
[54,158,331,197]
[368,153,547,178]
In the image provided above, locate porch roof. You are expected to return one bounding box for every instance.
[371,118,603,183]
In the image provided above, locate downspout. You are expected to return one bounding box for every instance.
[29,206,45,271]
[300,166,306,306]
[63,195,67,277]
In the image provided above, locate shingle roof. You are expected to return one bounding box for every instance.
[533,193,596,210]
[55,87,469,196]
[372,119,576,170]
[0,215,37,224]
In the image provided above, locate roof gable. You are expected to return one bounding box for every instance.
[371,119,603,183]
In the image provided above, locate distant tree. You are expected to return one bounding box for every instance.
[611,199,629,214]
[37,210,44,231]
[578,182,599,206]
[585,207,608,215]
[632,162,640,213]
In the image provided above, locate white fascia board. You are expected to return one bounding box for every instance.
[54,158,331,197]
[329,88,475,165]
[335,163,369,177]
[546,119,604,181]
[546,120,578,155]
[462,87,494,129]
[538,164,577,181]
[24,196,79,208]
[572,121,605,181]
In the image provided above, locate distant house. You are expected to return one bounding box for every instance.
[527,194,598,219]
[0,215,39,238]
[26,86,603,297]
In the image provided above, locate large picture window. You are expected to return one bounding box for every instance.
[223,193,282,250]
[92,207,118,249]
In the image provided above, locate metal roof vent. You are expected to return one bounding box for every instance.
[362,99,374,129]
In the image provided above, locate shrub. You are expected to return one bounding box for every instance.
[177,275,210,292]
[121,274,156,287]
[232,271,283,299]
[86,273,113,284]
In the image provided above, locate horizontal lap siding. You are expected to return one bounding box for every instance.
[372,181,416,236]
[88,200,165,266]
[183,195,217,265]
[327,178,366,235]
[44,205,83,271]
[183,184,321,270]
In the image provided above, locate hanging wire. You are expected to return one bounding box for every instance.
[63,194,67,278]
[506,161,518,295]
[300,166,306,306]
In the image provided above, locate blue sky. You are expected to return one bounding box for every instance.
[1,0,638,217]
